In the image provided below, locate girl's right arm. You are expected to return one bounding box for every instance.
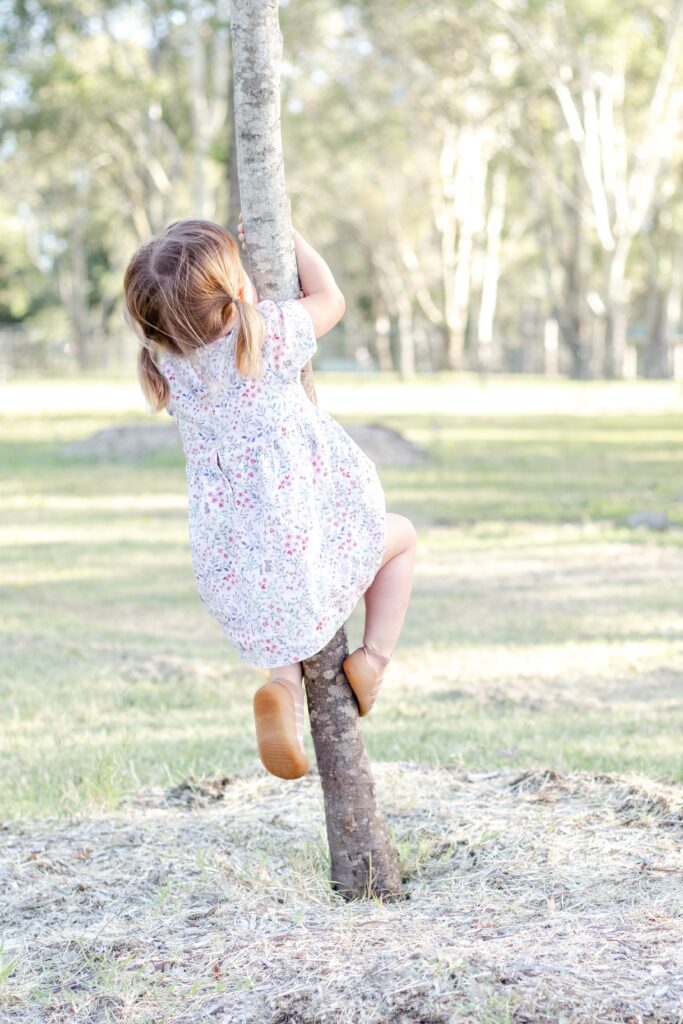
[238,213,345,339]
[292,229,345,338]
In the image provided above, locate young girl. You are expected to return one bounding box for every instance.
[123,217,416,780]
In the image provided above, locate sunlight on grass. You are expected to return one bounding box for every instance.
[2,375,682,817]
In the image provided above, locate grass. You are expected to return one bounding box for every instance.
[2,764,681,1022]
[2,373,683,819]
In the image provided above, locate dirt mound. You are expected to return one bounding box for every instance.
[61,424,181,461]
[61,421,428,468]
[2,763,682,1022]
[61,420,428,468]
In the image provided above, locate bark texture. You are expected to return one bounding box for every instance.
[230,0,403,901]
[302,629,403,899]
[230,0,299,301]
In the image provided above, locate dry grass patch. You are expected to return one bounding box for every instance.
[2,763,681,1023]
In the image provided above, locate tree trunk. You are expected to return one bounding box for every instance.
[477,166,506,371]
[225,32,241,233]
[396,293,415,379]
[230,0,403,901]
[439,124,488,370]
[603,239,630,378]
[644,246,667,380]
[190,13,210,219]
[373,311,394,372]
[373,249,415,379]
[645,233,683,379]
[61,171,91,371]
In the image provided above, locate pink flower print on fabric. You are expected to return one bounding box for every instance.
[155,297,386,668]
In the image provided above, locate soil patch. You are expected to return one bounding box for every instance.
[2,764,681,1022]
[61,422,429,467]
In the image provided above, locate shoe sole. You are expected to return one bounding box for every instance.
[343,650,382,717]
[253,682,309,780]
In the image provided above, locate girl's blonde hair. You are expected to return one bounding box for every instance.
[122,219,264,411]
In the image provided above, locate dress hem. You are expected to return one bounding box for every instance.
[232,514,387,670]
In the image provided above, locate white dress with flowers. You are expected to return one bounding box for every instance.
[156,298,386,668]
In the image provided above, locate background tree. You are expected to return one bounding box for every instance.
[2,0,683,378]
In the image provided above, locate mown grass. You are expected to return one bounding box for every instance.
[1,374,682,818]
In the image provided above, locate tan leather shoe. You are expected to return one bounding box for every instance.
[253,679,309,779]
[342,646,388,717]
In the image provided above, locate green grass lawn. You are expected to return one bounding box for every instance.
[2,374,683,819]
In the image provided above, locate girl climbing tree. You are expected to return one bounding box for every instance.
[230,0,411,900]
[123,0,413,901]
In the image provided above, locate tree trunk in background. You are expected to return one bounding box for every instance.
[373,249,415,378]
[145,28,167,235]
[230,0,403,901]
[60,171,91,370]
[562,192,590,380]
[537,148,592,380]
[438,123,488,370]
[645,283,668,379]
[476,165,506,371]
[396,293,415,378]
[645,227,682,379]
[603,238,630,378]
[373,309,394,372]
[190,12,210,219]
[665,246,683,377]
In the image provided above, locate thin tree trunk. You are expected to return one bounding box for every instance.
[644,227,666,379]
[645,231,683,379]
[226,33,241,233]
[61,171,91,370]
[665,244,683,378]
[373,250,415,378]
[373,311,394,372]
[397,293,415,379]
[603,238,630,378]
[532,126,593,378]
[439,124,487,369]
[230,0,402,901]
[477,166,506,371]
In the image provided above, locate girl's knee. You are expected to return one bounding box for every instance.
[386,512,417,554]
[405,517,417,548]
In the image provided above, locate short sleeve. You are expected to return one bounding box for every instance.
[259,298,318,380]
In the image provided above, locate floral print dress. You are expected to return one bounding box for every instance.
[156,298,387,668]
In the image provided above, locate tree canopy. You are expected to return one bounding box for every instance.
[2,0,683,377]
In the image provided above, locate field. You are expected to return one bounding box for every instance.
[1,374,682,1022]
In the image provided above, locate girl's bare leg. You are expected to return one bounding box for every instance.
[268,662,303,687]
[362,512,417,673]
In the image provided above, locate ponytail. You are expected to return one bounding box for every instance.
[137,345,171,412]
[233,296,265,379]
[123,218,266,395]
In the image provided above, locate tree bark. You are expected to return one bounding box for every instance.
[476,166,506,371]
[645,233,683,379]
[438,123,488,370]
[225,32,241,233]
[230,0,403,901]
[189,12,210,219]
[60,170,92,370]
[603,238,630,378]
[373,248,415,379]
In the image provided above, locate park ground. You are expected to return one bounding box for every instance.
[1,374,682,1022]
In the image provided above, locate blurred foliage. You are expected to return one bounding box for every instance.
[2,0,683,376]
